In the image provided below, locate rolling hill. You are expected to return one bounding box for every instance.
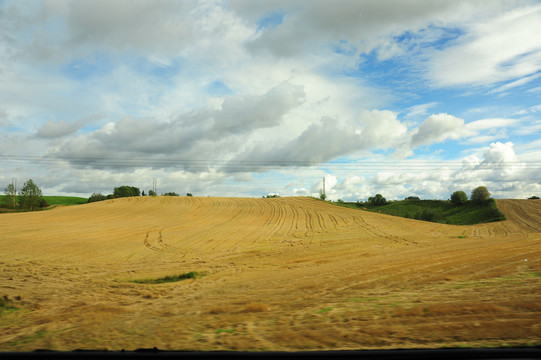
[0,196,540,351]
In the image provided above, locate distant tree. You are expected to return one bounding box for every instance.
[186,193,193,197]
[19,179,43,211]
[142,190,146,196]
[319,190,327,201]
[471,186,491,204]
[405,196,420,201]
[106,194,114,199]
[528,196,540,199]
[148,190,156,196]
[113,186,141,198]
[337,199,344,203]
[3,182,17,209]
[450,191,468,205]
[163,192,179,196]
[265,194,280,198]
[368,194,387,205]
[88,193,107,203]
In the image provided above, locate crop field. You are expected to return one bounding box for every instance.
[0,197,540,351]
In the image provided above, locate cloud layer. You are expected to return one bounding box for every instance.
[1,0,540,200]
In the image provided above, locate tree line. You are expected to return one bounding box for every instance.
[88,186,193,203]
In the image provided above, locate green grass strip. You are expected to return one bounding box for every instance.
[132,271,205,284]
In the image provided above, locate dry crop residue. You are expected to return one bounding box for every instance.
[0,197,540,351]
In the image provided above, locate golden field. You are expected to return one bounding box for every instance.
[1,196,540,351]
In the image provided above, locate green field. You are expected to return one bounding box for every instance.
[42,196,88,206]
[333,198,506,225]
[0,195,87,209]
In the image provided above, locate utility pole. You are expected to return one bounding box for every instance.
[153,178,157,194]
[323,177,325,198]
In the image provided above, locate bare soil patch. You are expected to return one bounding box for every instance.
[0,197,539,351]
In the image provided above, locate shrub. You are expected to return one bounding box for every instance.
[529,196,540,199]
[88,193,107,203]
[39,198,49,208]
[450,190,468,205]
[405,196,420,201]
[415,208,443,222]
[471,186,491,204]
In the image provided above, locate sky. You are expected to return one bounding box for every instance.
[1,0,541,201]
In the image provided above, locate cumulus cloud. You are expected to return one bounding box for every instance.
[48,82,305,170]
[226,109,408,172]
[410,113,464,147]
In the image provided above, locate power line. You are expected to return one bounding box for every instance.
[1,154,541,171]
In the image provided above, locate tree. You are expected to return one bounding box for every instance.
[113,186,140,198]
[450,190,468,205]
[368,194,387,205]
[148,190,156,196]
[4,182,17,209]
[528,196,540,199]
[186,193,193,197]
[319,190,327,201]
[19,179,43,211]
[471,186,490,204]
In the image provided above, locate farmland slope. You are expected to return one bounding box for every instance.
[0,197,540,351]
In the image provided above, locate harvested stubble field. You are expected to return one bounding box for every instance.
[0,196,540,351]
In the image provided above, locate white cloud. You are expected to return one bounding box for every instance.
[427,4,541,87]
[489,73,541,94]
[405,102,439,118]
[410,113,464,147]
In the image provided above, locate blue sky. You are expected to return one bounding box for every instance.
[1,0,541,200]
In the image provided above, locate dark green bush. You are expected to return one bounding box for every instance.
[471,186,490,204]
[163,192,179,196]
[450,190,468,205]
[88,193,107,203]
[113,186,141,198]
